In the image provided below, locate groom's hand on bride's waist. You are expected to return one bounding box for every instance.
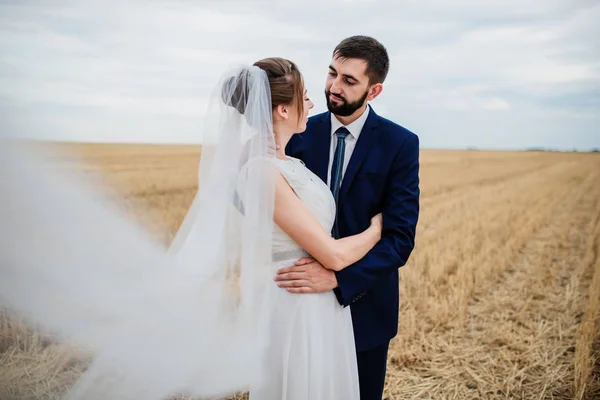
[274,257,338,294]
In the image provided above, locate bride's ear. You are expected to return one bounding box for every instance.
[273,104,289,121]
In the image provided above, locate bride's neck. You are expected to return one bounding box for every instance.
[274,129,293,159]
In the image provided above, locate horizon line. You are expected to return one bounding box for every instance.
[4,138,599,153]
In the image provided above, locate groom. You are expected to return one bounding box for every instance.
[276,35,420,399]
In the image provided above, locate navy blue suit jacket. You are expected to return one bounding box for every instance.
[286,106,420,352]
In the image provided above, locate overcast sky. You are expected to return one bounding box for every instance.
[1,0,598,150]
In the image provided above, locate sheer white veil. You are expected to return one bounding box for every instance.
[0,65,278,399]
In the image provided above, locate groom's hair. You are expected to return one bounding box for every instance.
[333,35,389,85]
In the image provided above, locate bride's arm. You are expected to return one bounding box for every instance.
[273,170,381,272]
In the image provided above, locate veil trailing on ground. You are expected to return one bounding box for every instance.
[0,65,277,399]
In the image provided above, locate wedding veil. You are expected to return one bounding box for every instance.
[0,65,278,399]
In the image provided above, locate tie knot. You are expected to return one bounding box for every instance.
[335,127,350,140]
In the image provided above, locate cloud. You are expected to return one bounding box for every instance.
[0,0,598,150]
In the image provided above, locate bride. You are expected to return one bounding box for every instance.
[0,57,382,400]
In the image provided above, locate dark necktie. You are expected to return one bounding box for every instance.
[330,127,349,238]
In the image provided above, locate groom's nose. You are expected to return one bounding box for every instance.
[329,80,343,96]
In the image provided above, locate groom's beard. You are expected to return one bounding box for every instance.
[325,89,369,117]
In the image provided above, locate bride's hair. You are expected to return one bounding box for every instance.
[222,57,304,123]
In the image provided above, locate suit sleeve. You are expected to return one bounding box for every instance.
[333,133,420,307]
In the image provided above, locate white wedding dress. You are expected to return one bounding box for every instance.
[249,156,359,400]
[0,65,360,400]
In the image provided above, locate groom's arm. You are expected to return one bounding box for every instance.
[333,133,420,307]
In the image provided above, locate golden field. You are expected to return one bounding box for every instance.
[1,143,599,400]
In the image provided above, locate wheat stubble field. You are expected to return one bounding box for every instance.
[1,143,599,400]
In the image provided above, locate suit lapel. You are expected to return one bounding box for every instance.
[340,107,379,199]
[313,112,331,184]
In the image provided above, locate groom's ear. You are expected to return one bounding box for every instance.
[366,83,383,102]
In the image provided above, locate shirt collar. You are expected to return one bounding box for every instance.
[330,104,370,139]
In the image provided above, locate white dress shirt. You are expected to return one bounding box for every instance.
[327,105,371,187]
